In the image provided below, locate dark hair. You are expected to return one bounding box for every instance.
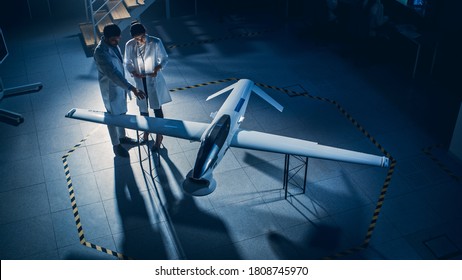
[103,24,121,38]
[130,21,146,37]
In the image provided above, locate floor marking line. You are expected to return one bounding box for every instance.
[62,126,130,259]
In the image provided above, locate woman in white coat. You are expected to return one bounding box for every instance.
[124,21,172,149]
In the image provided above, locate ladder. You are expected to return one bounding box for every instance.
[79,0,155,51]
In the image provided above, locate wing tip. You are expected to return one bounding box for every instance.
[382,157,390,168]
[65,108,76,118]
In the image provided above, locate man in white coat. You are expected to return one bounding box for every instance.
[94,24,146,157]
[124,21,172,150]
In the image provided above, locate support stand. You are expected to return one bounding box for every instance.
[135,78,161,176]
[283,154,309,199]
[136,130,159,177]
[0,78,43,125]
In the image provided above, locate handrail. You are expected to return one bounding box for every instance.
[89,0,97,44]
[94,0,125,26]
[85,0,125,44]
[84,0,89,21]
[93,0,112,15]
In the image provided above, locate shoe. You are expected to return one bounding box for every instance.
[119,136,139,145]
[113,144,129,157]
[139,133,149,145]
[155,134,163,149]
[150,144,159,153]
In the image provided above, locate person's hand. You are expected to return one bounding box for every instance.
[131,72,144,78]
[132,88,146,100]
[149,65,162,77]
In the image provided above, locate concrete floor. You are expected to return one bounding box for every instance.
[1,4,461,260]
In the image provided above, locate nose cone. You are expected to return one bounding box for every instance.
[192,145,219,179]
[192,114,231,179]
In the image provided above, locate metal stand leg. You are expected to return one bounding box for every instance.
[2,82,43,96]
[1,78,42,125]
[137,129,153,177]
[0,109,24,125]
[283,154,289,199]
[147,134,153,175]
[136,78,160,176]
[282,154,309,199]
[303,157,308,194]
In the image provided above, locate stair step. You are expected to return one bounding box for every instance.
[107,0,131,20]
[95,10,113,34]
[124,0,145,9]
[79,23,97,48]
[78,0,155,53]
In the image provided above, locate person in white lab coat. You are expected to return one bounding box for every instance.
[124,21,172,150]
[94,24,146,157]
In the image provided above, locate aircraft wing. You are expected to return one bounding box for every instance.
[66,108,209,142]
[230,129,389,167]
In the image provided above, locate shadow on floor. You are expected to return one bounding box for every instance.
[155,147,241,259]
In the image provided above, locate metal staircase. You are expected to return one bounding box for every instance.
[79,0,156,51]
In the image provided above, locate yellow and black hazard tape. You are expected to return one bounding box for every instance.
[60,79,395,260]
[422,145,461,183]
[258,81,390,157]
[82,241,128,259]
[256,82,392,157]
[168,78,395,258]
[323,159,397,259]
[166,28,279,49]
[255,82,306,98]
[254,80,396,259]
[180,78,392,159]
[62,128,131,260]
[169,77,238,93]
[332,101,392,158]
[324,99,395,258]
[363,159,397,246]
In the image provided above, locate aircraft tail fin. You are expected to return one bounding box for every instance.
[205,79,284,112]
[252,85,284,112]
[206,82,236,101]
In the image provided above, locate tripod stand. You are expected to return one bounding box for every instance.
[0,27,43,125]
[0,77,43,125]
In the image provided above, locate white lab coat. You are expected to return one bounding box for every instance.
[94,38,132,115]
[124,35,171,110]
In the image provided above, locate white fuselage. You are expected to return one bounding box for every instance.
[191,79,253,181]
[66,78,390,196]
